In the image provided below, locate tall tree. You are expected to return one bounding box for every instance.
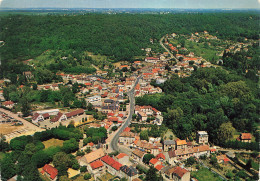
[217,122,235,143]
[145,166,159,181]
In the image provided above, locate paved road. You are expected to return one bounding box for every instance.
[0,108,43,131]
[110,76,142,151]
[159,36,178,62]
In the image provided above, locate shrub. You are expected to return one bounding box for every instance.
[84,173,91,180]
[80,166,87,173]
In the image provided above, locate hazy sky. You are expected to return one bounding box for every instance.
[0,0,259,9]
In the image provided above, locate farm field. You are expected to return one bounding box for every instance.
[42,138,64,149]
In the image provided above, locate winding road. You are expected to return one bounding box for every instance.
[110,75,142,151]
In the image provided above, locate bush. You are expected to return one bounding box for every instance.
[72,163,80,170]
[84,173,91,180]
[186,157,196,166]
[108,151,119,157]
[111,126,118,131]
[143,154,155,165]
[83,137,92,146]
[80,166,87,173]
[76,150,85,156]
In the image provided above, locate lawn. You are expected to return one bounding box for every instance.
[163,129,176,140]
[99,172,115,181]
[42,138,64,149]
[191,168,222,181]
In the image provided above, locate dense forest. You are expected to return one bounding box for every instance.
[0,13,259,79]
[137,66,259,144]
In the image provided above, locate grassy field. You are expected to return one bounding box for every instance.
[163,129,176,140]
[42,138,64,149]
[184,40,221,62]
[191,168,222,181]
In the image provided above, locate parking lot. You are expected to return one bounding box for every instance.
[0,108,44,141]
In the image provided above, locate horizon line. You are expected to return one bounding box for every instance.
[1,7,260,10]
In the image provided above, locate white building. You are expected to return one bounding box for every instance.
[86,95,101,103]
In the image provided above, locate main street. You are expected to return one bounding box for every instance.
[110,75,142,151]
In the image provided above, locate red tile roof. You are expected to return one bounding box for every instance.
[101,155,122,171]
[90,160,104,170]
[107,113,115,117]
[98,86,102,90]
[108,117,119,122]
[88,142,94,147]
[118,114,124,118]
[123,127,131,132]
[32,113,40,120]
[85,83,92,86]
[66,109,84,118]
[116,153,128,159]
[241,133,252,140]
[43,113,50,118]
[50,112,63,122]
[103,80,110,84]
[223,158,230,162]
[42,164,58,180]
[176,140,187,145]
[152,107,159,113]
[149,158,159,165]
[170,166,188,178]
[155,164,164,171]
[3,101,14,106]
[156,153,165,160]
[143,73,154,76]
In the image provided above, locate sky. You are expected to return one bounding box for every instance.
[0,0,259,9]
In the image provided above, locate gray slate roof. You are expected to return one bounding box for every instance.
[164,140,175,145]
